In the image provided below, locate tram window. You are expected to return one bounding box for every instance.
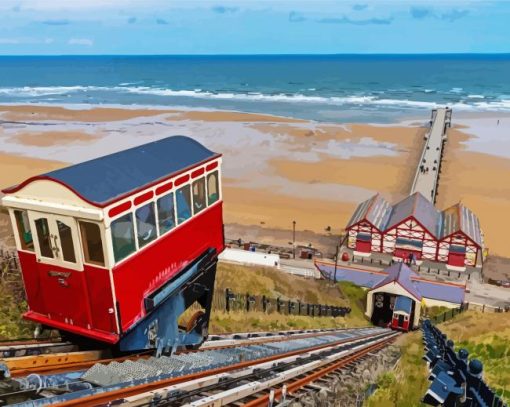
[176,185,192,224]
[192,177,206,215]
[157,193,175,235]
[14,210,34,251]
[35,218,53,258]
[207,171,219,205]
[57,220,76,263]
[111,213,136,262]
[79,222,105,266]
[136,203,157,248]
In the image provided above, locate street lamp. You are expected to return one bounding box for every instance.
[292,220,296,259]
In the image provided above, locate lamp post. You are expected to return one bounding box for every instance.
[292,220,296,259]
[333,244,339,284]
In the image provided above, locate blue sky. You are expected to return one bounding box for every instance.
[0,1,509,55]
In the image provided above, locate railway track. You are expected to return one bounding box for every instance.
[1,327,397,406]
[2,327,364,378]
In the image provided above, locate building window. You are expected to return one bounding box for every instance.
[35,218,53,258]
[157,193,175,235]
[176,184,192,224]
[79,222,105,266]
[135,203,157,248]
[192,177,206,215]
[111,213,136,262]
[207,171,219,205]
[14,210,34,251]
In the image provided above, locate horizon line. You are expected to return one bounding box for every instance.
[1,52,510,57]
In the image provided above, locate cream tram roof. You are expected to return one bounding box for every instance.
[1,136,220,218]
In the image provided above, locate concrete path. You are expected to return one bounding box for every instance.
[410,107,452,202]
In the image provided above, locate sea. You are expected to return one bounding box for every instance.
[1,54,510,123]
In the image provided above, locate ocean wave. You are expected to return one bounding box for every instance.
[0,86,93,97]
[0,85,509,111]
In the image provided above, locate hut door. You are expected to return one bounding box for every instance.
[448,246,466,267]
[355,233,372,253]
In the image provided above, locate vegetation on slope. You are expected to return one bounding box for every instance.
[208,262,370,333]
[366,311,510,406]
[439,311,510,402]
[365,331,429,407]
[0,275,33,340]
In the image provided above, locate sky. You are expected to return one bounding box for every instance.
[0,0,509,55]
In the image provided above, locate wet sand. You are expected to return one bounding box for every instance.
[2,104,510,258]
[436,127,510,257]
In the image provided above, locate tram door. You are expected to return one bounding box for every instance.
[28,211,88,327]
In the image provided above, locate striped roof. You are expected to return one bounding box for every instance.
[346,193,392,231]
[345,192,482,249]
[385,192,441,236]
[441,203,483,247]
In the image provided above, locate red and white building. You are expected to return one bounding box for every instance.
[345,192,484,270]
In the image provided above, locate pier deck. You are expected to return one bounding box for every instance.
[410,107,452,202]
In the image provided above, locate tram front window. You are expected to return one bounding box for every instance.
[80,221,105,266]
[57,220,76,263]
[14,210,34,251]
[35,218,53,258]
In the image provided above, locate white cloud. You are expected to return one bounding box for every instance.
[68,38,93,46]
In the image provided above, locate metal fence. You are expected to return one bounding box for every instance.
[428,303,467,324]
[422,320,507,407]
[429,302,510,325]
[219,288,351,318]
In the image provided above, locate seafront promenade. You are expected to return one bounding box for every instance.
[410,107,452,202]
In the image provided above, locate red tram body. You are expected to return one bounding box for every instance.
[2,136,224,352]
[390,295,413,332]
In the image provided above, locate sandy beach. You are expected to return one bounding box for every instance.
[1,104,510,258]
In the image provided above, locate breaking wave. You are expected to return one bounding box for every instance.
[0,85,510,112]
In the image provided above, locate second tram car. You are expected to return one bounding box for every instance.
[1,136,225,353]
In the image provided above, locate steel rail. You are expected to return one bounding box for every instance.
[243,334,397,407]
[52,330,384,407]
[0,340,74,358]
[181,333,398,407]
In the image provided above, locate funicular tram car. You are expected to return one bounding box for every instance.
[1,136,225,354]
[390,296,413,332]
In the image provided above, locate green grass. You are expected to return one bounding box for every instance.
[0,277,33,340]
[439,311,510,403]
[208,263,370,333]
[365,332,429,407]
[366,311,510,406]
[337,281,370,327]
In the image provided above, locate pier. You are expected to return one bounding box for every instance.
[410,107,452,203]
